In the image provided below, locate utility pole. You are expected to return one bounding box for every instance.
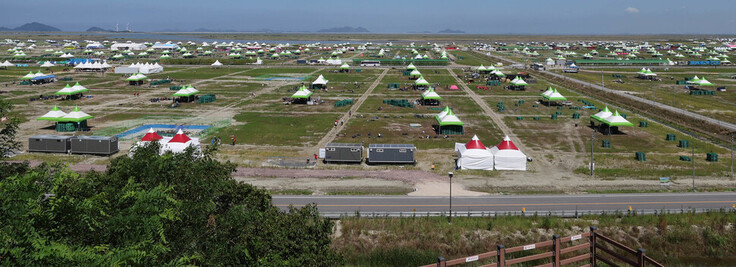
[731,133,734,178]
[601,72,604,87]
[591,130,595,177]
[692,144,696,191]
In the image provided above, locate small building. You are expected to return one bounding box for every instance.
[324,143,363,163]
[367,144,416,164]
[28,135,72,153]
[70,136,119,155]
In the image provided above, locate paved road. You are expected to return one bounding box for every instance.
[273,192,736,216]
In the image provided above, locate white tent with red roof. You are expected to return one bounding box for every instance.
[454,135,494,170]
[163,129,200,154]
[489,136,527,171]
[140,128,164,142]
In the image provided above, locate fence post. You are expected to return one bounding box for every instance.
[553,235,560,267]
[497,244,505,267]
[637,248,646,267]
[437,256,445,267]
[590,226,597,267]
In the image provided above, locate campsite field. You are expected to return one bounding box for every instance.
[2,36,736,195]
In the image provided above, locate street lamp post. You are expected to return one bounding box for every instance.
[731,133,734,179]
[591,130,595,177]
[448,172,453,223]
[692,144,696,191]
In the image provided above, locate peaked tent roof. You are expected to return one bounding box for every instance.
[141,128,164,141]
[59,106,93,122]
[291,85,313,98]
[312,74,328,85]
[168,129,191,143]
[421,87,441,100]
[406,63,417,70]
[495,136,519,150]
[415,76,430,86]
[600,110,633,126]
[465,135,487,150]
[591,106,612,122]
[438,109,464,126]
[37,105,67,121]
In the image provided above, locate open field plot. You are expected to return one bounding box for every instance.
[357,95,483,115]
[450,50,496,66]
[561,70,736,124]
[333,114,504,150]
[212,112,338,147]
[501,91,731,178]
[240,93,351,113]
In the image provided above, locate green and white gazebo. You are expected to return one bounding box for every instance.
[421,87,442,105]
[126,72,147,86]
[290,85,313,104]
[508,76,528,90]
[406,63,417,71]
[540,87,566,104]
[55,83,89,99]
[54,106,94,132]
[414,76,430,89]
[36,105,67,122]
[339,63,350,72]
[409,69,422,79]
[173,85,200,102]
[436,107,464,135]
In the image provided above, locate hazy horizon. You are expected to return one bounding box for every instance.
[1,0,735,34]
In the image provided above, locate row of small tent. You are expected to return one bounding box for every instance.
[74,61,113,69]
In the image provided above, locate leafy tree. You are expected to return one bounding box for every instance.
[0,142,342,266]
[0,97,20,159]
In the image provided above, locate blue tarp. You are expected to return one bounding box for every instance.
[69,58,95,65]
[31,75,56,80]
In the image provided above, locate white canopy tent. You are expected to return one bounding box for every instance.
[454,135,494,170]
[489,136,527,171]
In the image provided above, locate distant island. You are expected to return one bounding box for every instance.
[86,27,112,32]
[0,22,61,32]
[438,29,465,34]
[317,26,369,33]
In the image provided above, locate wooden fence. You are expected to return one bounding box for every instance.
[420,227,664,267]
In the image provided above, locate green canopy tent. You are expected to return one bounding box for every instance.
[408,69,422,79]
[125,72,147,86]
[339,63,350,72]
[414,76,430,89]
[55,83,90,99]
[290,85,314,104]
[172,85,200,103]
[540,87,566,105]
[420,87,442,105]
[55,106,93,132]
[436,108,464,135]
[406,63,417,71]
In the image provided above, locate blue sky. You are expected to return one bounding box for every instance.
[1,0,735,34]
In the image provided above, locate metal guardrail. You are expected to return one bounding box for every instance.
[321,208,732,219]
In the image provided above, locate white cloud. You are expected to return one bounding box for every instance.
[625,7,640,14]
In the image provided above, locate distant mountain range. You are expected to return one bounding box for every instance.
[438,29,465,34]
[317,26,369,33]
[0,22,61,32]
[86,27,112,32]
